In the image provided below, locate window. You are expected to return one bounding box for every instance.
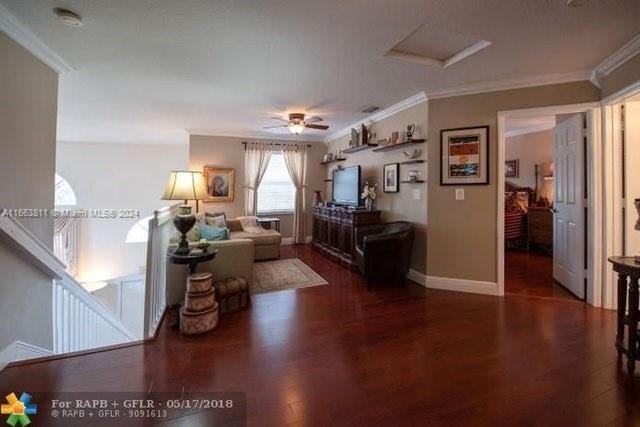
[257,153,295,214]
[125,216,153,243]
[55,173,77,206]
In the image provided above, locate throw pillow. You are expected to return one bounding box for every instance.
[205,212,227,228]
[199,224,229,241]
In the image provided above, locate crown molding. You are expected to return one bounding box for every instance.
[426,71,593,100]
[325,91,427,143]
[187,130,324,143]
[590,34,640,88]
[0,4,74,73]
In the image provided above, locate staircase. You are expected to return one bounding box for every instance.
[0,215,137,368]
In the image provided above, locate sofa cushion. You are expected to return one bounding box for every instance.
[200,224,229,241]
[205,212,227,227]
[230,230,281,246]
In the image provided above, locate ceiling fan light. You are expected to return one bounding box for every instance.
[289,123,305,134]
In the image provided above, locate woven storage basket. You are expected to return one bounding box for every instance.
[180,302,219,335]
[187,272,213,293]
[184,288,215,312]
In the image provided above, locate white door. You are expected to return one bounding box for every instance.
[553,114,585,299]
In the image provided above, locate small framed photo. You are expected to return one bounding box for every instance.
[440,126,489,185]
[203,166,235,202]
[505,159,519,178]
[383,163,399,193]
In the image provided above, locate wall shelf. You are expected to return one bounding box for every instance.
[401,180,425,184]
[400,159,425,165]
[320,158,346,165]
[372,139,425,153]
[324,179,333,182]
[343,144,378,154]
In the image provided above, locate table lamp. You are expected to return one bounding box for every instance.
[162,171,207,254]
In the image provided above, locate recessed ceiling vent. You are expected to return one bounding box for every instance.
[53,8,83,27]
[384,25,490,69]
[362,106,380,114]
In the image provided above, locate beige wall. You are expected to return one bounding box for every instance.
[427,81,600,283]
[601,54,640,99]
[505,129,554,202]
[0,32,58,350]
[189,135,327,238]
[325,102,428,273]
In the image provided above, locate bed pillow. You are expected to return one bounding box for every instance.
[515,192,529,213]
[199,224,229,241]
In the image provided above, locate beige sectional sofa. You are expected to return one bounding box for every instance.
[226,219,281,261]
[166,217,281,306]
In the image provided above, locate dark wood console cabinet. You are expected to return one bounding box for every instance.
[311,206,381,270]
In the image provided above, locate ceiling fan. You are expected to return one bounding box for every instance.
[263,113,329,135]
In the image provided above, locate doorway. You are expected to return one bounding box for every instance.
[497,103,602,305]
[602,85,640,310]
[502,114,581,300]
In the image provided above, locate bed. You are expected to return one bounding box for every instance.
[504,182,536,249]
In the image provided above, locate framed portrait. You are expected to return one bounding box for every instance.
[440,126,489,185]
[383,163,399,193]
[203,166,235,202]
[505,159,519,178]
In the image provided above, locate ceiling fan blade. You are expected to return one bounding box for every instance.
[268,116,289,123]
[305,124,329,130]
[305,116,323,124]
[262,124,289,129]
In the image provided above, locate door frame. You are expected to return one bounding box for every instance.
[497,102,602,305]
[600,80,640,310]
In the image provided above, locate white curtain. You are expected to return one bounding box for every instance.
[53,213,80,277]
[282,145,308,243]
[244,142,272,216]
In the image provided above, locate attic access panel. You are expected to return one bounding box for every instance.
[384,25,491,69]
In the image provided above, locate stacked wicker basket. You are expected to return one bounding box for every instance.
[180,272,219,335]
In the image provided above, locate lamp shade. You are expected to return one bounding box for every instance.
[162,171,208,201]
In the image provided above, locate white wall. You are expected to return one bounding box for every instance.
[0,32,58,351]
[56,142,188,281]
[505,129,554,202]
[625,101,640,257]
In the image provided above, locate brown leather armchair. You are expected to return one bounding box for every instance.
[354,221,414,290]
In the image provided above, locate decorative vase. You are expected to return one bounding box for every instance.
[173,205,196,255]
[313,191,323,207]
[365,198,373,212]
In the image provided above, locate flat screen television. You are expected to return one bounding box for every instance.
[332,166,361,206]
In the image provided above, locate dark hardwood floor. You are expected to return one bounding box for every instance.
[505,250,579,301]
[1,245,639,426]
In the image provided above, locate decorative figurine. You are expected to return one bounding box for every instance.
[406,123,416,141]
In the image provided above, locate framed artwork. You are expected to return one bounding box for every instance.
[505,159,519,178]
[203,166,235,202]
[383,163,399,193]
[440,126,489,185]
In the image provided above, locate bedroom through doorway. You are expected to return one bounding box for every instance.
[503,114,585,302]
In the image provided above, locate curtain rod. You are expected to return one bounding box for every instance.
[241,141,312,148]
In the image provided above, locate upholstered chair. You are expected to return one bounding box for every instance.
[354,221,414,290]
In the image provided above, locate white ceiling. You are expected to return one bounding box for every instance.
[506,116,556,138]
[1,0,639,145]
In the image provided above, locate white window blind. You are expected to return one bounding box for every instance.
[257,153,295,214]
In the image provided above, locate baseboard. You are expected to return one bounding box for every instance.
[281,236,313,246]
[407,269,427,286]
[408,270,499,296]
[0,341,53,372]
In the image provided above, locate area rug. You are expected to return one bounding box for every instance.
[252,258,328,294]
